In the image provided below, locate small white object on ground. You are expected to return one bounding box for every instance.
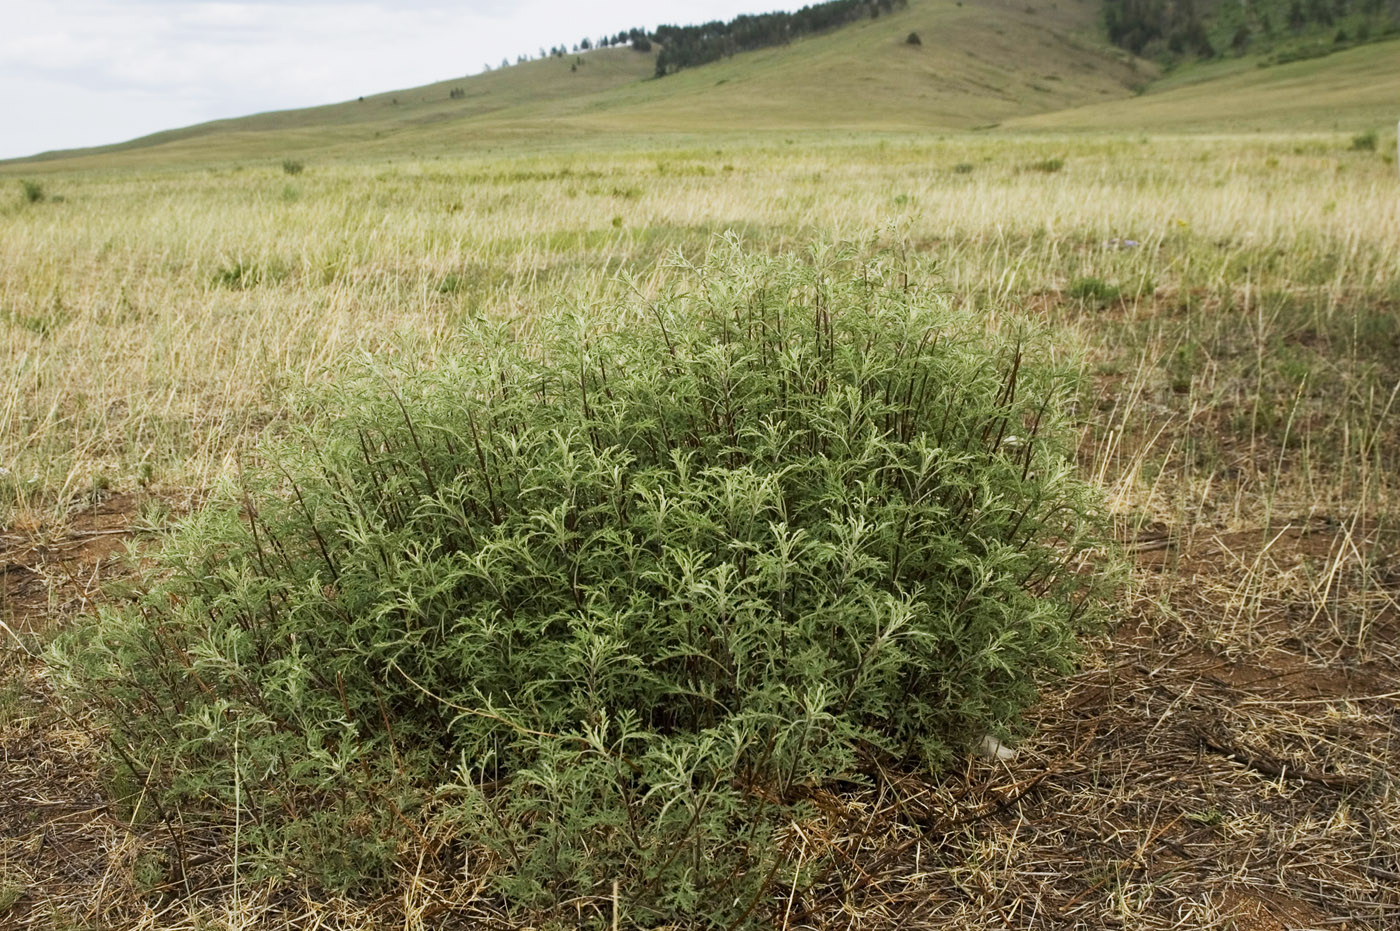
[978,733,1017,761]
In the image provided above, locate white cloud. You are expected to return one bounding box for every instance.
[0,1,804,159]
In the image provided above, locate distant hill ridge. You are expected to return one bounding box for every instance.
[3,0,1395,169]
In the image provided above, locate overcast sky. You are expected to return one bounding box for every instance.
[1,0,802,160]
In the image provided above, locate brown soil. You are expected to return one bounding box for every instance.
[1,493,143,636]
[1,494,148,928]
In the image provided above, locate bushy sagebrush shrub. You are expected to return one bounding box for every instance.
[52,239,1111,925]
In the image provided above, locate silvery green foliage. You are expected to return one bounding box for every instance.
[52,238,1112,925]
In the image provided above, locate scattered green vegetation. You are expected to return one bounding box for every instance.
[1068,275,1121,304]
[19,180,43,203]
[0,876,23,914]
[212,258,287,289]
[281,158,305,176]
[1,306,67,337]
[1350,128,1378,151]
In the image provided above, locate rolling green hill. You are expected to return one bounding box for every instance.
[9,45,660,168]
[1010,38,1400,132]
[531,0,1146,133]
[5,0,1146,170]
[3,0,1396,173]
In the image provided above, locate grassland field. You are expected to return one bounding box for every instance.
[2,130,1399,927]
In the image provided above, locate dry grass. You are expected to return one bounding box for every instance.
[4,133,1395,526]
[2,131,1398,928]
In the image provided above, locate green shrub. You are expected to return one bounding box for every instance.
[1350,129,1378,152]
[0,876,23,916]
[1068,275,1121,304]
[52,239,1112,924]
[19,180,43,203]
[213,262,249,288]
[952,162,976,174]
[212,258,287,289]
[281,158,305,176]
[2,306,67,337]
[1028,157,1065,173]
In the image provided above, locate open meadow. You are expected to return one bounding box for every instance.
[2,131,1399,928]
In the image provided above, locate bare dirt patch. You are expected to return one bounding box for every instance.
[1,493,144,637]
[1,493,151,929]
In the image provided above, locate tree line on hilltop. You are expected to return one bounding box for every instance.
[1104,0,1400,61]
[480,0,1398,82]
[501,0,909,78]
[650,0,909,77]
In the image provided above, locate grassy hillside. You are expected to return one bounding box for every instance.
[7,46,659,169]
[1011,38,1400,132]
[527,0,1145,132]
[4,0,1397,173]
[3,0,1144,171]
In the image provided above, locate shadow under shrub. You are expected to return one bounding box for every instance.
[52,238,1112,926]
